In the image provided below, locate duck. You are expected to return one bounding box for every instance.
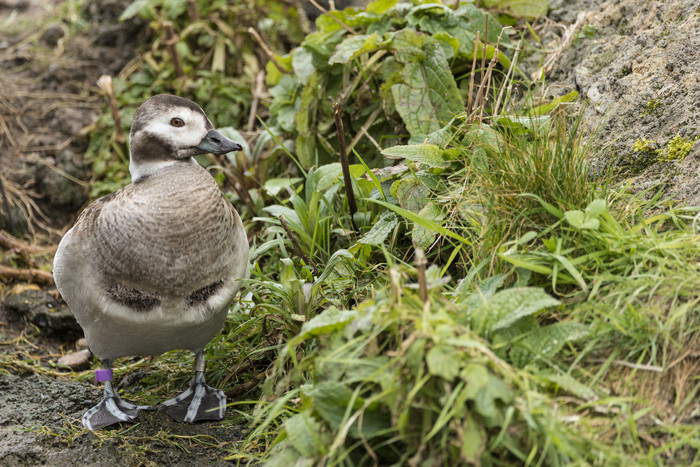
[53,94,249,430]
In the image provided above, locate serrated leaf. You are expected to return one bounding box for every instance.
[472,287,560,333]
[329,33,381,64]
[360,211,398,246]
[426,344,461,380]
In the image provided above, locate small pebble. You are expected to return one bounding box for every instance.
[75,337,89,350]
[58,349,91,370]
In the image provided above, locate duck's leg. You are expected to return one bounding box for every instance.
[159,350,226,423]
[82,360,151,430]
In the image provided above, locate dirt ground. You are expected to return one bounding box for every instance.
[0,0,699,465]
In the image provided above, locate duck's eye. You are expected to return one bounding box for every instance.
[170,117,185,127]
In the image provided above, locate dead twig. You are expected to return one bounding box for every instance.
[308,0,358,34]
[0,230,57,255]
[0,178,14,234]
[162,22,185,79]
[466,30,480,115]
[247,70,266,132]
[225,372,266,399]
[0,265,54,285]
[248,27,289,74]
[96,75,125,144]
[333,103,358,233]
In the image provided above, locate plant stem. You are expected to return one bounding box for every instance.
[162,22,185,79]
[333,102,358,232]
[415,248,428,304]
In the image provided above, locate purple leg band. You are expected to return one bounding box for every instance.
[95,369,113,382]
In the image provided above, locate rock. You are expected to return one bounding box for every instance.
[76,337,89,350]
[3,289,82,340]
[39,25,64,48]
[57,349,91,370]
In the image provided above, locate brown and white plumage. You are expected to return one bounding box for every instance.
[53,94,249,430]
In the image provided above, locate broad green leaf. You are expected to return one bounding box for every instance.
[471,287,560,333]
[292,307,356,344]
[313,163,343,192]
[391,177,430,213]
[360,211,398,246]
[426,344,461,380]
[119,0,151,20]
[304,382,389,438]
[462,414,486,462]
[382,144,450,168]
[481,0,549,19]
[367,0,397,14]
[329,33,382,64]
[412,203,444,249]
[585,198,607,218]
[460,363,490,399]
[369,198,472,245]
[263,205,302,227]
[263,177,303,196]
[564,210,600,230]
[292,47,316,83]
[284,412,324,458]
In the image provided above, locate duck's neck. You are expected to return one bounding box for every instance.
[129,158,197,182]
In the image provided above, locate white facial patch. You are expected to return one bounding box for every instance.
[141,107,210,148]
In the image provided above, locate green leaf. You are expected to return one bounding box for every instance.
[284,411,324,458]
[329,33,382,64]
[481,0,549,19]
[390,177,430,213]
[360,211,398,246]
[264,177,303,196]
[304,382,389,438]
[313,163,343,192]
[529,90,578,114]
[564,210,600,230]
[292,307,357,344]
[367,0,398,14]
[292,47,317,83]
[412,203,444,249]
[426,344,461,380]
[368,198,472,245]
[119,0,151,20]
[471,287,560,334]
[382,144,450,168]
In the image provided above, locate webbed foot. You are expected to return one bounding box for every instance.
[159,372,226,423]
[82,389,152,430]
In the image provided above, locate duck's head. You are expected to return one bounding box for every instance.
[128,94,242,181]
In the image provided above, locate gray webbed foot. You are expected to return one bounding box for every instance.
[82,382,152,430]
[159,372,226,423]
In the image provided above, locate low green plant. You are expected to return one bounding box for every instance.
[246,270,602,466]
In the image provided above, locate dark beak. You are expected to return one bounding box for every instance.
[194,129,242,154]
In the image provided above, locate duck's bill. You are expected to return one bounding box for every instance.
[194,129,242,154]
